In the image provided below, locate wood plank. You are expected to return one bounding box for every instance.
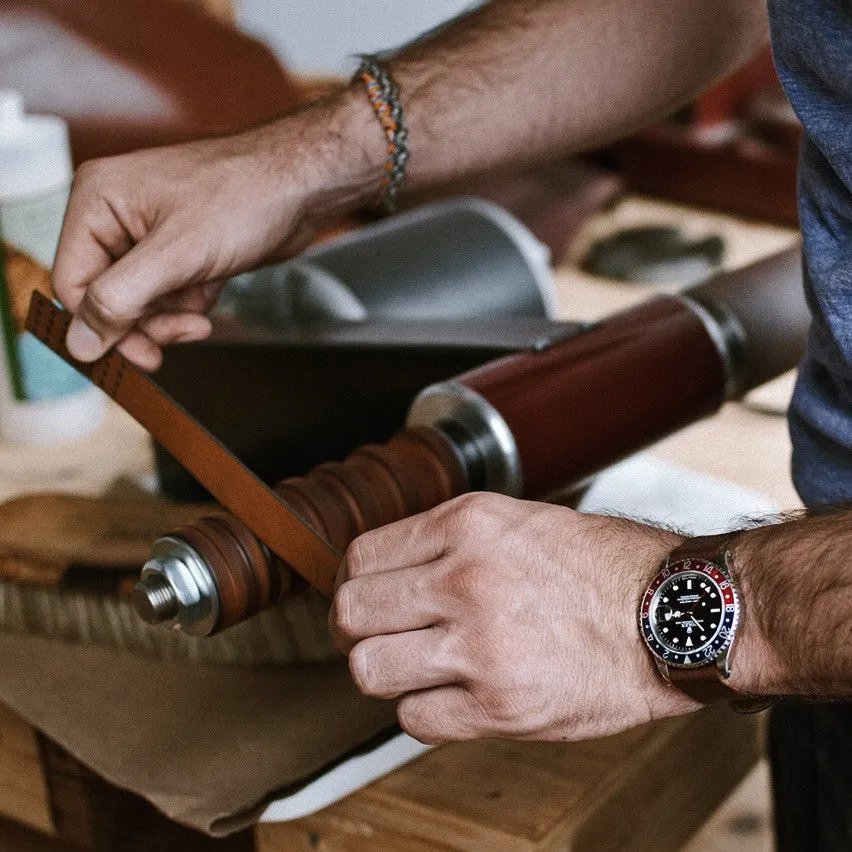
[256,707,761,851]
[0,784,56,837]
[0,814,76,852]
[682,760,773,852]
[570,707,761,851]
[0,705,50,756]
[0,704,55,835]
[0,762,55,802]
[255,801,456,852]
[0,723,48,762]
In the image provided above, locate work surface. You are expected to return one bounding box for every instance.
[0,197,799,850]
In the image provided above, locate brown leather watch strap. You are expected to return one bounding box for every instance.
[667,532,735,564]
[664,531,772,713]
[25,292,342,594]
[668,661,743,704]
[670,670,772,713]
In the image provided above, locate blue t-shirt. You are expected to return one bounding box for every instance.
[768,0,852,505]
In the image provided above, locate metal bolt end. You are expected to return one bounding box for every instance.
[133,573,180,625]
[133,538,220,637]
[678,292,749,401]
[407,381,523,497]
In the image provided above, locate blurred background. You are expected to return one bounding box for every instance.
[239,0,479,75]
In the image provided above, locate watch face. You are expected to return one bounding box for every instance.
[639,558,739,668]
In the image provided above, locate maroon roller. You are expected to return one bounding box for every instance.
[134,246,806,636]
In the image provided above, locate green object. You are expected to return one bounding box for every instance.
[0,237,26,401]
[19,332,89,401]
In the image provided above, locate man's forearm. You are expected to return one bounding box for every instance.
[50,0,769,368]
[310,0,769,210]
[728,509,852,699]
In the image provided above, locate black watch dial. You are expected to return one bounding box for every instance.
[640,558,739,668]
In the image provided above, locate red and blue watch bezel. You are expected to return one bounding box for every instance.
[639,558,739,669]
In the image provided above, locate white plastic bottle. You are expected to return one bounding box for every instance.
[0,90,105,443]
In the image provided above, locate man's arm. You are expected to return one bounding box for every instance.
[53,0,768,368]
[732,508,852,699]
[377,0,769,187]
[328,495,851,744]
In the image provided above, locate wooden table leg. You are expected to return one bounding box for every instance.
[0,702,55,837]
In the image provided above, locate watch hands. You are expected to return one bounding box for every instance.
[687,589,713,611]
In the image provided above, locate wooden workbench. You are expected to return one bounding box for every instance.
[0,198,798,850]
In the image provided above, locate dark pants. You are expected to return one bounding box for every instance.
[770,702,852,851]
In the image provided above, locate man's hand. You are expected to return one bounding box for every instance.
[330,493,698,744]
[53,93,383,370]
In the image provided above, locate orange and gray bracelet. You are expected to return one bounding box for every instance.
[354,55,409,213]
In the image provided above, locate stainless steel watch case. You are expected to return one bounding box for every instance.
[640,552,742,683]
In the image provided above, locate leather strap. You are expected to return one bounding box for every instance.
[25,292,342,595]
[667,533,735,564]
[664,531,772,713]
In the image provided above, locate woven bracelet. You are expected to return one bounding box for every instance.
[354,56,409,213]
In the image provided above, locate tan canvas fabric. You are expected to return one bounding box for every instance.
[0,632,397,835]
[0,580,339,666]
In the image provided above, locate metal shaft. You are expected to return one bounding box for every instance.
[135,246,806,636]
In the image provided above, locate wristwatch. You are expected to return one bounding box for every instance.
[639,534,772,713]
